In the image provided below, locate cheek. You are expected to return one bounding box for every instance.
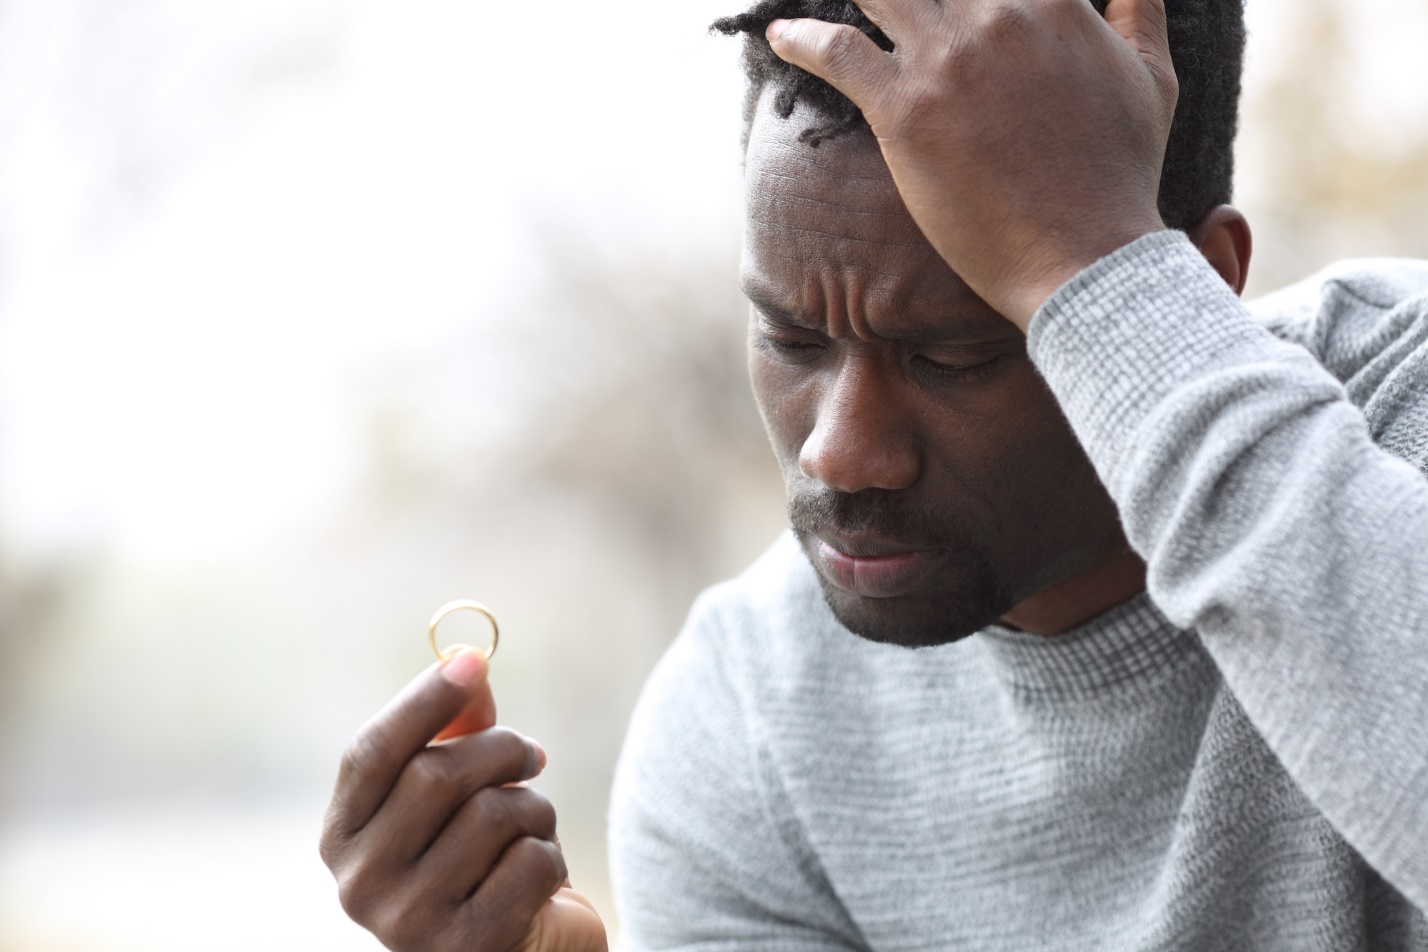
[924,366,1090,501]
[748,348,813,476]
[971,373,1110,527]
[1008,376,1095,474]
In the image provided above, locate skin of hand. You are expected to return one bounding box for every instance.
[319,649,608,952]
[764,0,1180,329]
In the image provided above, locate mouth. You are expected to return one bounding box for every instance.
[810,533,949,599]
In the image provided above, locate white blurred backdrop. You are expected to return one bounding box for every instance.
[0,0,1424,949]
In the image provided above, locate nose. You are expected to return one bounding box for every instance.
[799,357,920,493]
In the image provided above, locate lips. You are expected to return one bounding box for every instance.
[813,536,948,599]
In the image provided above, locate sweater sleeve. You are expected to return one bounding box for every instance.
[608,589,867,952]
[1027,231,1428,912]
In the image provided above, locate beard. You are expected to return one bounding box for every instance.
[787,486,1015,648]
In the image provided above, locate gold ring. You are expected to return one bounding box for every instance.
[428,599,499,661]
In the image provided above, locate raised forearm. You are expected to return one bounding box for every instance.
[1030,231,1428,911]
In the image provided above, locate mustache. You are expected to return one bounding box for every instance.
[787,487,944,542]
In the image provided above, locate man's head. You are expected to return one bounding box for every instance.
[715,0,1247,231]
[723,1,1250,647]
[742,98,1137,646]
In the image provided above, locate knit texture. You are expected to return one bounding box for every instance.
[610,242,1428,950]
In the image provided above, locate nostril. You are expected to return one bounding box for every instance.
[800,363,921,493]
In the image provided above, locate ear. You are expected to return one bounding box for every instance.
[1187,205,1253,296]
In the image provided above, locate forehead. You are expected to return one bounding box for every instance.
[742,93,994,332]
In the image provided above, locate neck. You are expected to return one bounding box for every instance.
[998,546,1147,636]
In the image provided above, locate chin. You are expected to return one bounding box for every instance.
[811,562,1013,649]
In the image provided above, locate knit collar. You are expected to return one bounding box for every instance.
[976,593,1205,702]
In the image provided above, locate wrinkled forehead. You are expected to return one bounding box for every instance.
[744,92,925,249]
[742,91,982,318]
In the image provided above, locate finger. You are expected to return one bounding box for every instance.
[766,18,898,111]
[415,785,559,902]
[327,649,495,839]
[359,727,546,866]
[433,673,498,743]
[1104,0,1176,86]
[554,833,572,888]
[527,889,607,952]
[550,885,599,919]
[454,837,569,951]
[835,0,938,40]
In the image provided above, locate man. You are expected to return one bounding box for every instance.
[320,0,1428,948]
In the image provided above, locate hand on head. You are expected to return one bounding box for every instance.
[765,0,1178,328]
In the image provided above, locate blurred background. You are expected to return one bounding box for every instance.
[0,0,1424,949]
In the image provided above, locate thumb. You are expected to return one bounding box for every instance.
[1103,0,1177,91]
[432,648,498,742]
[766,18,895,112]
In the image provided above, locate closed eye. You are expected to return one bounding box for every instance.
[755,333,825,362]
[911,352,1005,382]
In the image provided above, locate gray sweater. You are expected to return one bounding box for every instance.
[609,233,1428,950]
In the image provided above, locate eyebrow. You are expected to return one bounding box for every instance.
[743,287,819,331]
[742,284,1008,344]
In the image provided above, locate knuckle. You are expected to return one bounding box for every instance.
[405,751,459,800]
[341,730,389,783]
[542,838,570,887]
[481,726,538,777]
[459,786,558,859]
[920,29,975,87]
[484,724,527,757]
[334,858,383,923]
[372,891,436,950]
[339,867,450,951]
[978,2,1034,40]
[509,836,567,892]
[811,25,865,79]
[535,799,558,840]
[524,791,558,840]
[497,786,558,838]
[887,77,947,130]
[471,785,516,831]
[317,823,343,869]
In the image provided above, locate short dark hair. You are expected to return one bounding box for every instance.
[712,0,1245,231]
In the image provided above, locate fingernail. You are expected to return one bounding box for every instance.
[440,648,487,687]
[767,18,788,42]
[528,738,548,771]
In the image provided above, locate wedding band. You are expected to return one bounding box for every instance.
[428,599,499,661]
